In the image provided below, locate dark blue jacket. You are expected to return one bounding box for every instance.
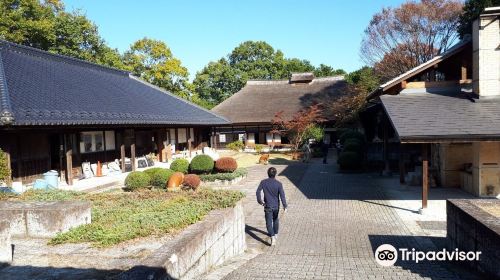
[256,178,287,209]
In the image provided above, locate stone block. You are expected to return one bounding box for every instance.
[0,201,91,238]
[0,220,12,264]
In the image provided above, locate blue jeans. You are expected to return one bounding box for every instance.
[264,207,279,237]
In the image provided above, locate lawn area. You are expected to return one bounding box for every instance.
[0,188,244,247]
[219,150,296,168]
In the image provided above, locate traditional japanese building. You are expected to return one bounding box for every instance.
[211,73,346,148]
[365,7,500,202]
[0,40,228,185]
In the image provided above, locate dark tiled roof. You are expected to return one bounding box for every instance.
[0,40,228,126]
[381,92,500,142]
[212,76,346,124]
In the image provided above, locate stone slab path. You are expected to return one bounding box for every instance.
[206,153,481,280]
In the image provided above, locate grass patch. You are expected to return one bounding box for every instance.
[0,188,244,247]
[199,168,248,182]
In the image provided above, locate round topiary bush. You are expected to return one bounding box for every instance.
[339,130,365,145]
[170,158,189,174]
[144,168,174,188]
[190,155,215,174]
[215,157,238,173]
[183,174,201,190]
[124,171,151,191]
[338,151,363,170]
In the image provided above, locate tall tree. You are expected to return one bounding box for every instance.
[123,38,190,97]
[314,64,346,77]
[458,0,500,38]
[0,0,123,69]
[193,58,246,105]
[194,40,343,105]
[360,0,463,81]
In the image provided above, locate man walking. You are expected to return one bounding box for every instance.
[256,167,287,246]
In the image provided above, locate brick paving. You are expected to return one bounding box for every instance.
[221,155,479,280]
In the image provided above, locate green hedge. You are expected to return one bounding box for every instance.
[144,168,174,188]
[170,158,189,174]
[339,130,365,145]
[190,155,214,174]
[200,168,248,182]
[343,142,363,153]
[0,148,10,184]
[338,152,363,170]
[124,171,151,191]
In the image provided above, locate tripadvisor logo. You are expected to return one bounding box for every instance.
[374,244,481,267]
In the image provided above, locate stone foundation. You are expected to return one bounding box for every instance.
[0,201,91,238]
[0,221,11,264]
[120,201,246,280]
[447,199,500,278]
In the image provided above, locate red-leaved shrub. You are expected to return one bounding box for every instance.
[183,174,201,190]
[215,157,238,173]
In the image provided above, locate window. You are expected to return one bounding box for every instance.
[178,128,187,143]
[79,131,115,153]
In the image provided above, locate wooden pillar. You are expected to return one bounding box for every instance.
[102,131,107,163]
[4,144,12,186]
[16,135,23,180]
[131,142,136,171]
[422,144,429,209]
[59,134,64,180]
[120,143,125,172]
[66,146,73,186]
[188,138,192,158]
[155,130,163,162]
[399,144,405,184]
[461,59,468,80]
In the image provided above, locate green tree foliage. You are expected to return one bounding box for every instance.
[346,66,380,94]
[194,40,342,105]
[0,148,11,184]
[193,59,246,104]
[314,64,346,77]
[0,0,124,68]
[123,38,190,97]
[303,124,324,143]
[458,0,500,38]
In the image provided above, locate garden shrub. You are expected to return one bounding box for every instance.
[343,142,363,153]
[339,130,365,145]
[183,174,201,190]
[255,144,265,153]
[144,168,174,188]
[215,157,238,173]
[199,168,248,182]
[124,171,151,191]
[170,158,189,174]
[338,151,363,170]
[190,155,215,174]
[0,148,11,184]
[227,140,245,151]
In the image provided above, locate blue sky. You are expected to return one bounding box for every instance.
[64,0,406,79]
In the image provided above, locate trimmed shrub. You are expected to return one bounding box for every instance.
[339,130,365,145]
[255,144,265,153]
[124,171,151,191]
[0,148,11,184]
[227,140,245,151]
[338,151,363,170]
[144,168,174,188]
[343,142,363,153]
[183,174,201,190]
[199,168,248,182]
[215,157,238,173]
[170,158,189,174]
[190,155,215,174]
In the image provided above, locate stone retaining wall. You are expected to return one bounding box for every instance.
[120,200,246,280]
[447,199,500,278]
[0,221,11,264]
[0,201,91,238]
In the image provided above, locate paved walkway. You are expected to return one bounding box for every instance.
[205,153,480,280]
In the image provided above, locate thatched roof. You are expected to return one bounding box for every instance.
[212,76,347,125]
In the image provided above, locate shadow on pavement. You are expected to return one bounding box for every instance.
[0,263,178,280]
[245,225,270,246]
